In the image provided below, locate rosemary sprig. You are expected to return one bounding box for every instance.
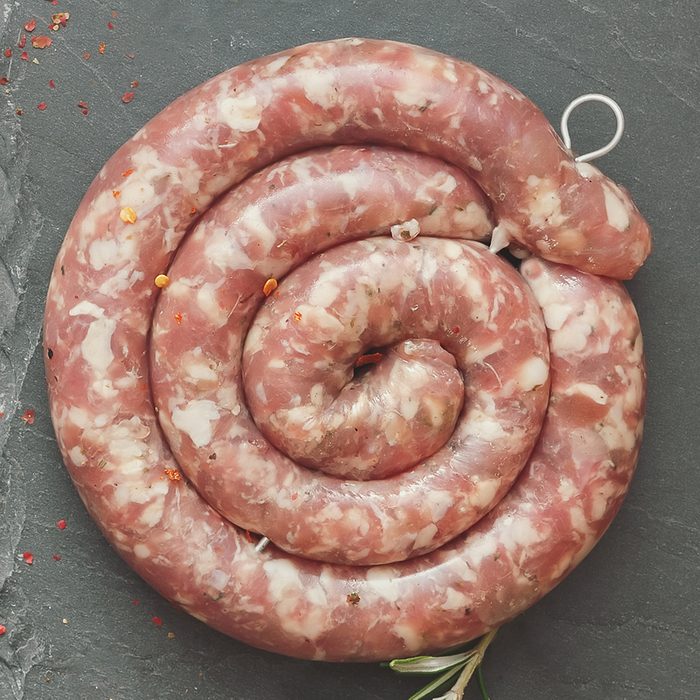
[387,628,498,700]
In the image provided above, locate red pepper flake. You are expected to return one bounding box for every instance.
[163,468,181,482]
[346,592,361,605]
[112,190,121,198]
[48,79,55,89]
[51,12,70,29]
[21,408,35,424]
[451,325,461,335]
[56,519,67,530]
[151,616,163,627]
[122,168,134,178]
[22,551,34,565]
[51,0,58,5]
[189,206,197,216]
[18,34,26,49]
[82,51,91,61]
[3,48,11,58]
[354,352,383,368]
[37,102,47,111]
[98,41,106,55]
[174,312,183,325]
[130,80,140,88]
[112,10,119,19]
[31,35,53,50]
[0,624,6,636]
[107,21,115,30]
[15,108,22,116]
[52,554,61,561]
[293,311,302,322]
[262,278,278,297]
[121,91,135,104]
[81,109,89,116]
[77,100,89,109]
[24,18,37,32]
[0,77,8,85]
[20,51,29,61]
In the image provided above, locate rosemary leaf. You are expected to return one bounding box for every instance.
[389,651,475,674]
[406,662,466,700]
[477,664,491,700]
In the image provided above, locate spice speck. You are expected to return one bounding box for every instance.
[37,102,47,111]
[21,408,35,424]
[0,624,6,636]
[22,551,34,565]
[262,278,278,297]
[151,616,163,627]
[121,91,135,104]
[31,35,53,49]
[119,207,137,224]
[56,519,67,530]
[24,18,37,32]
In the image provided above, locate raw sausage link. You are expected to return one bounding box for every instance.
[43,38,647,661]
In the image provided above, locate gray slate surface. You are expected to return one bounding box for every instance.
[1,1,698,698]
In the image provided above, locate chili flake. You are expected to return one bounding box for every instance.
[24,18,37,32]
[189,206,197,216]
[131,80,140,88]
[107,21,115,30]
[20,51,28,61]
[98,41,106,55]
[21,408,35,424]
[77,100,88,109]
[56,519,67,530]
[82,51,91,61]
[121,91,135,104]
[119,207,137,224]
[18,34,26,49]
[52,554,61,561]
[354,352,383,368]
[3,48,11,58]
[174,312,183,325]
[151,616,163,627]
[48,79,55,88]
[262,277,278,296]
[112,190,120,198]
[31,35,53,49]
[122,168,134,177]
[154,273,170,288]
[15,108,22,116]
[163,468,181,481]
[0,624,6,636]
[22,551,34,565]
[51,12,70,29]
[346,592,361,605]
[37,102,47,111]
[293,311,302,322]
[0,77,8,85]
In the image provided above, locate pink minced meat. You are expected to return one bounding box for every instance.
[43,38,648,661]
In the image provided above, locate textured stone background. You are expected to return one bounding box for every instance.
[1,1,698,698]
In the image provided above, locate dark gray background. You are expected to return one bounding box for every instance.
[1,1,698,698]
